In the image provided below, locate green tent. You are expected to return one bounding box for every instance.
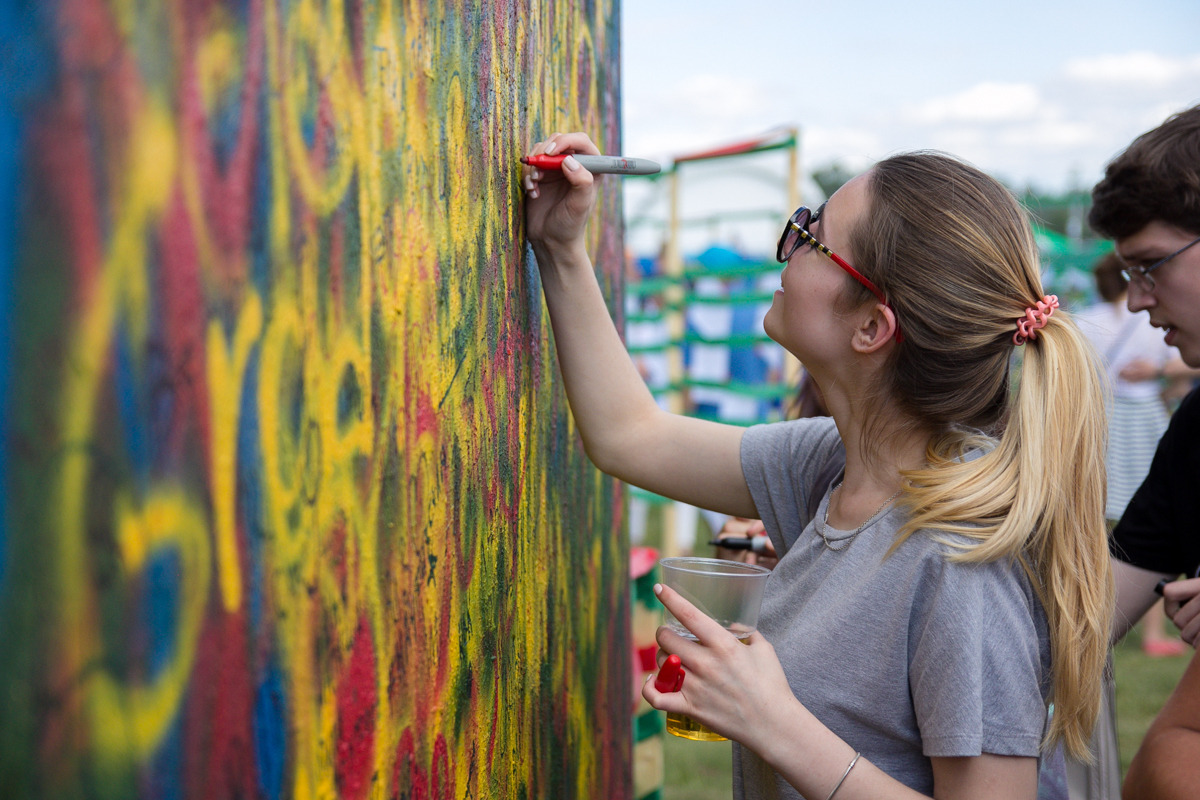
[1033,224,1112,306]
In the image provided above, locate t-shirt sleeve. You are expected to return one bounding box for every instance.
[740,417,843,555]
[1112,386,1200,575]
[908,550,1049,758]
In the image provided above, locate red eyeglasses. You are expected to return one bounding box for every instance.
[777,204,903,342]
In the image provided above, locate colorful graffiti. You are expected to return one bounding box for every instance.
[0,1,630,798]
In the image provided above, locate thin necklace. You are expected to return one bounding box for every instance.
[816,481,902,551]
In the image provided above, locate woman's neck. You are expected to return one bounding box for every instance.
[825,427,926,530]
[811,365,929,495]
[840,427,927,485]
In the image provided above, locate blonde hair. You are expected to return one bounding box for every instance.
[847,152,1112,760]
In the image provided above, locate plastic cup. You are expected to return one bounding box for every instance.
[658,557,771,741]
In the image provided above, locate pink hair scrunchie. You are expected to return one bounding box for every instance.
[1013,295,1059,345]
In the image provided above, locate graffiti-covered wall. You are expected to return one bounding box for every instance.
[0,1,629,798]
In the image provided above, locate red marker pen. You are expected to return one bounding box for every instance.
[520,154,661,175]
[654,654,685,693]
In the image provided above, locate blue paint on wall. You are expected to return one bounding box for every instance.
[0,105,15,595]
[148,713,184,800]
[0,1,53,594]
[145,548,181,679]
[239,349,265,633]
[114,326,153,491]
[254,662,288,800]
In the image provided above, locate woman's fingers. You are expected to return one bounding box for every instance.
[523,131,603,195]
[641,667,690,715]
[642,625,788,745]
[544,131,601,158]
[522,135,600,232]
[654,583,729,645]
[557,153,594,189]
[653,654,686,692]
[522,132,556,198]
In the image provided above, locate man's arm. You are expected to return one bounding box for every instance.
[1112,558,1176,642]
[1123,649,1200,799]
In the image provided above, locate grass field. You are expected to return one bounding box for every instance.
[658,623,1191,799]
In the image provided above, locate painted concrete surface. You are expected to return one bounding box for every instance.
[0,2,630,798]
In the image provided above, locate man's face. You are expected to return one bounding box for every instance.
[1119,221,1200,367]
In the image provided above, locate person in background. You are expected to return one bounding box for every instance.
[525,131,1111,799]
[1081,103,1200,799]
[1073,252,1189,658]
[1088,104,1200,645]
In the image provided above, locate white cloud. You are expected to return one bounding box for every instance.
[803,126,881,156]
[623,74,783,164]
[906,82,1042,125]
[671,74,772,120]
[994,118,1095,149]
[1064,52,1200,86]
[620,4,1200,257]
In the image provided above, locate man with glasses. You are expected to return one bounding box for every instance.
[1087,104,1200,800]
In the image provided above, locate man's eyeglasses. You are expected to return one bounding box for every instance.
[1119,234,1200,291]
[776,205,903,342]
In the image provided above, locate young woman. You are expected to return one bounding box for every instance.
[523,132,1112,800]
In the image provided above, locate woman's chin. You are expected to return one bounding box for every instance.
[761,318,781,346]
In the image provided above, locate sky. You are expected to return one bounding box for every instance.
[619,0,1200,256]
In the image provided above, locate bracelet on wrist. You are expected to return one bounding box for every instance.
[826,751,861,800]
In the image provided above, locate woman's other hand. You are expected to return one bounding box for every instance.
[714,517,778,569]
[642,582,795,753]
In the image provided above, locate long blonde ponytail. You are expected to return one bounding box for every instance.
[848,152,1113,759]
[897,314,1112,758]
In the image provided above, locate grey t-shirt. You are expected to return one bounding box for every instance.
[735,417,1052,799]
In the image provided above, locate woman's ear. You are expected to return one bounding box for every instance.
[851,303,899,353]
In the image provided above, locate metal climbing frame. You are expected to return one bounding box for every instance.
[623,128,805,555]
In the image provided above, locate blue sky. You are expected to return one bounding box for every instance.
[620,1,1200,254]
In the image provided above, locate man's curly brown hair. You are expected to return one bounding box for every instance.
[1089,104,1200,240]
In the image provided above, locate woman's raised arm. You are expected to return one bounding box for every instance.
[524,132,755,517]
